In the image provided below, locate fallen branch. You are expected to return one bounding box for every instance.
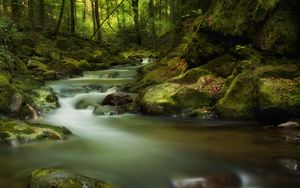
[91,0,126,39]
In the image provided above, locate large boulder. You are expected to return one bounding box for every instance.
[102,93,133,106]
[138,83,182,115]
[0,119,71,145]
[131,57,187,92]
[216,71,257,120]
[202,0,300,55]
[28,168,112,188]
[258,78,300,118]
[0,74,16,114]
[49,58,91,76]
[216,64,299,120]
[138,75,225,116]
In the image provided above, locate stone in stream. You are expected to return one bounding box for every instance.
[0,119,71,145]
[172,173,241,188]
[28,168,113,188]
[102,93,133,106]
[277,158,300,173]
[278,121,300,129]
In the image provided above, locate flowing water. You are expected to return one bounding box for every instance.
[1,60,300,188]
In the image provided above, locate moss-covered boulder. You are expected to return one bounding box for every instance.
[132,57,187,92]
[29,87,60,114]
[49,58,91,77]
[138,75,224,116]
[252,10,299,55]
[0,74,16,114]
[168,67,211,84]
[0,119,71,145]
[258,78,300,118]
[28,168,112,188]
[138,83,182,115]
[202,0,300,55]
[216,63,299,120]
[202,54,237,78]
[27,59,49,73]
[216,71,258,120]
[172,86,211,109]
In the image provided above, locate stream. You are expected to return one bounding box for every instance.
[1,59,300,188]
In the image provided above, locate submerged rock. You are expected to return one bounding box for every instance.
[278,158,300,173]
[28,168,112,188]
[278,121,300,129]
[172,173,241,188]
[102,93,133,106]
[0,119,71,145]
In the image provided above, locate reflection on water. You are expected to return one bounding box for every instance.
[1,65,300,188]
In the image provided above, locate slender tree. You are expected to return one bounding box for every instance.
[55,0,66,35]
[94,0,102,41]
[39,0,45,26]
[148,0,157,49]
[132,0,141,45]
[70,0,76,34]
[28,0,34,28]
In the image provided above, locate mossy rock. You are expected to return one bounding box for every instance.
[30,87,60,114]
[182,32,225,67]
[49,58,91,76]
[258,78,300,118]
[0,74,15,114]
[21,45,34,56]
[138,83,183,115]
[168,67,211,84]
[132,57,187,92]
[27,59,49,72]
[216,71,258,120]
[28,168,113,188]
[196,75,225,102]
[202,54,237,78]
[0,119,71,145]
[172,86,211,109]
[251,10,299,55]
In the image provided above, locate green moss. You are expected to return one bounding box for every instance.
[216,71,258,120]
[132,57,187,92]
[0,118,71,144]
[252,10,299,55]
[138,83,182,115]
[172,86,210,109]
[0,74,14,113]
[202,54,237,78]
[168,67,211,84]
[258,78,300,117]
[29,168,113,188]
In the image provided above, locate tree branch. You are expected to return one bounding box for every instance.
[91,0,126,39]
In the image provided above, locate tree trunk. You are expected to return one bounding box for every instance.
[169,0,176,23]
[91,0,96,33]
[148,0,157,49]
[70,0,76,34]
[55,0,66,35]
[121,3,126,29]
[94,0,102,41]
[28,0,34,28]
[82,0,86,22]
[11,0,20,20]
[3,0,7,13]
[132,0,141,45]
[39,0,45,26]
